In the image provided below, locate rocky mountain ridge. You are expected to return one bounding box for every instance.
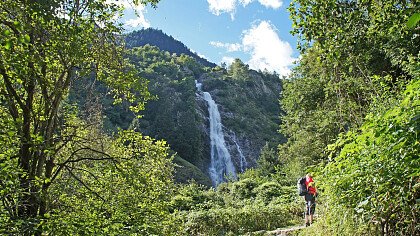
[125,28,217,68]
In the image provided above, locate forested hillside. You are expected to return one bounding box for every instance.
[69,43,283,186]
[125,29,217,68]
[0,0,418,235]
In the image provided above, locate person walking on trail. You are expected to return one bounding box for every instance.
[304,174,317,227]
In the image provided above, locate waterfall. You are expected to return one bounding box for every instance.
[196,81,237,186]
[233,134,247,173]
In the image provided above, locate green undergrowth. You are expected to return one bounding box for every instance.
[170,170,303,235]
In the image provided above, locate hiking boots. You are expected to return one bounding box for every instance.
[305,222,310,227]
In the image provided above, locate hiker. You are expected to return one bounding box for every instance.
[303,174,317,227]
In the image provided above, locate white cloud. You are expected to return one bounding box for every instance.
[258,0,282,9]
[207,0,236,19]
[208,0,282,18]
[242,21,294,76]
[193,50,209,60]
[221,56,235,66]
[197,53,209,60]
[209,41,225,48]
[125,16,150,28]
[210,41,242,52]
[125,3,150,28]
[190,48,210,60]
[106,0,150,28]
[106,0,129,8]
[239,0,253,6]
[210,21,295,76]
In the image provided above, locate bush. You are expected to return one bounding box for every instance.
[253,181,282,204]
[180,203,296,235]
[231,178,259,199]
[171,172,302,235]
[318,80,420,235]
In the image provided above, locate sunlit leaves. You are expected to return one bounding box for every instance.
[281,1,419,234]
[1,0,163,234]
[407,13,420,28]
[171,174,301,235]
[321,80,420,234]
[46,128,176,235]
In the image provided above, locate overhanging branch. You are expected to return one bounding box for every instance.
[49,146,121,187]
[64,165,105,202]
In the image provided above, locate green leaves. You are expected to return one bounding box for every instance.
[320,79,420,234]
[3,29,11,36]
[22,34,30,43]
[171,174,300,235]
[283,1,419,234]
[0,0,167,234]
[42,127,176,235]
[407,13,420,28]
[3,40,12,50]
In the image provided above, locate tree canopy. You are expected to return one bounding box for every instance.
[279,0,419,234]
[0,0,184,235]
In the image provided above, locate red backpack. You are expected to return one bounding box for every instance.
[306,177,317,196]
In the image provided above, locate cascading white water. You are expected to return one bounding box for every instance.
[233,135,247,173]
[196,81,237,186]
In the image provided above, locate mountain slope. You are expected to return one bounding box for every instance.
[125,28,217,68]
[126,45,284,183]
[70,35,283,186]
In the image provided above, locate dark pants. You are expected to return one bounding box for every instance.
[305,193,316,215]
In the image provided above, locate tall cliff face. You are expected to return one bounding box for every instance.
[127,47,284,185]
[197,70,284,173]
[70,31,284,186]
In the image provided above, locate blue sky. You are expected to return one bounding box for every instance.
[118,0,298,76]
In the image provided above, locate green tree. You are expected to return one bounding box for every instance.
[44,128,177,235]
[0,0,163,234]
[257,143,279,176]
[280,0,419,234]
[319,79,419,235]
[127,46,208,169]
[228,58,250,80]
[280,0,419,175]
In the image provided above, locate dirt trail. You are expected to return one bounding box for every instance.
[265,225,306,235]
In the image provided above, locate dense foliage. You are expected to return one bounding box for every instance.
[319,79,419,235]
[0,0,182,235]
[170,170,302,235]
[203,59,284,167]
[44,127,176,235]
[281,0,418,173]
[279,0,420,235]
